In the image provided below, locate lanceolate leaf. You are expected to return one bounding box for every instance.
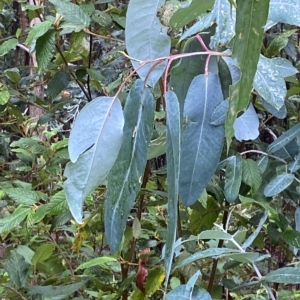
[179,73,224,206]
[64,96,124,224]
[105,80,154,253]
[224,154,242,203]
[225,0,269,148]
[164,91,180,289]
[264,173,294,197]
[125,0,171,87]
[263,267,300,284]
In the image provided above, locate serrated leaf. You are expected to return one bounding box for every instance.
[16,245,35,265]
[264,173,294,197]
[242,159,262,195]
[272,57,299,77]
[269,0,300,27]
[0,38,18,56]
[225,0,269,147]
[25,20,52,46]
[49,0,90,28]
[105,80,154,253]
[224,154,242,203]
[282,229,300,248]
[125,0,171,87]
[0,83,10,105]
[0,206,31,234]
[3,187,39,205]
[263,267,300,284]
[169,0,214,30]
[267,122,300,153]
[233,103,259,141]
[164,91,180,289]
[36,29,56,73]
[47,190,67,215]
[46,71,71,100]
[253,55,286,110]
[31,244,55,265]
[76,256,118,270]
[64,96,124,224]
[179,73,224,206]
[5,251,30,288]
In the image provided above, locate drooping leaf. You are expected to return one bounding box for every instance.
[125,0,171,87]
[253,55,286,110]
[105,80,154,253]
[164,91,180,288]
[225,0,269,147]
[269,0,300,27]
[233,103,259,141]
[0,38,18,56]
[25,20,52,46]
[179,73,224,206]
[267,122,300,153]
[36,29,56,73]
[46,71,71,100]
[5,251,30,288]
[169,0,214,30]
[224,154,242,203]
[64,96,124,224]
[263,267,300,284]
[76,257,118,270]
[49,0,91,28]
[241,159,262,195]
[264,173,295,197]
[31,244,55,265]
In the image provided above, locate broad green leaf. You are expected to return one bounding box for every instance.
[233,103,259,141]
[5,251,30,288]
[169,0,214,30]
[179,73,224,206]
[105,80,154,253]
[46,71,71,100]
[49,0,90,28]
[16,245,35,265]
[253,55,286,110]
[267,122,300,153]
[31,244,55,265]
[36,29,56,73]
[125,0,171,87]
[264,173,294,197]
[174,248,240,270]
[170,35,208,120]
[64,96,124,224]
[164,91,180,288]
[263,267,300,284]
[0,38,18,56]
[5,68,20,83]
[166,285,212,300]
[0,83,10,105]
[266,29,297,57]
[224,154,242,203]
[272,57,299,78]
[198,230,232,240]
[144,266,165,297]
[47,190,68,215]
[29,204,48,224]
[76,256,118,270]
[225,0,269,147]
[269,0,300,26]
[242,159,262,195]
[0,206,31,234]
[224,252,259,263]
[25,20,52,46]
[92,10,112,27]
[282,229,300,248]
[3,187,39,205]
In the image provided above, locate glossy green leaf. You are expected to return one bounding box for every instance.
[179,73,224,206]
[242,159,262,195]
[264,173,294,197]
[224,154,242,203]
[263,267,300,284]
[253,55,286,110]
[225,0,269,147]
[267,122,300,153]
[164,91,180,288]
[76,256,118,270]
[169,0,214,30]
[46,71,71,100]
[105,80,154,253]
[25,20,52,46]
[31,244,55,265]
[64,96,124,224]
[269,0,300,26]
[125,0,171,87]
[0,38,18,56]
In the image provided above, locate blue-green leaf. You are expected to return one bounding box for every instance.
[179,73,224,206]
[125,0,171,87]
[269,0,300,26]
[263,267,300,284]
[64,96,124,224]
[272,57,299,77]
[105,80,154,253]
[264,173,295,197]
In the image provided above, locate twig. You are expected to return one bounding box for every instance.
[240,149,287,164]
